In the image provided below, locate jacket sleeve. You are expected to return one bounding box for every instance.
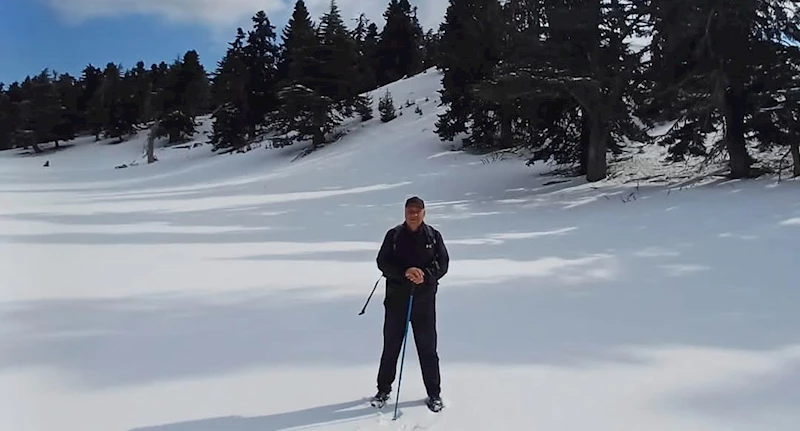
[377,229,406,282]
[425,229,449,282]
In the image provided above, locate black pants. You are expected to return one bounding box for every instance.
[377,285,440,398]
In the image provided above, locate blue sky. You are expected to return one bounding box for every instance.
[0,0,447,85]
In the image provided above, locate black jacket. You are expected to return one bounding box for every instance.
[376,222,450,298]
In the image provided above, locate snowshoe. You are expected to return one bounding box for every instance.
[426,396,444,412]
[370,391,390,408]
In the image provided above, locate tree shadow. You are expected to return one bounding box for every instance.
[2,232,799,389]
[2,177,800,390]
[662,353,800,429]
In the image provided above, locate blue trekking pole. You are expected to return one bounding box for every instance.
[393,285,416,420]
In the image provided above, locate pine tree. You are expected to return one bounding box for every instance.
[277,0,318,84]
[143,54,201,147]
[274,0,320,145]
[242,12,280,138]
[376,0,424,85]
[99,63,137,142]
[5,83,33,151]
[642,0,800,178]
[355,92,374,121]
[475,0,649,180]
[209,30,249,152]
[352,14,378,92]
[176,50,211,118]
[434,0,505,150]
[155,110,196,144]
[364,23,381,88]
[317,0,360,108]
[128,61,154,125]
[544,0,650,181]
[148,62,171,121]
[0,84,12,150]
[208,11,281,152]
[80,65,106,140]
[275,0,360,149]
[379,89,396,122]
[52,72,80,144]
[421,29,442,70]
[21,71,59,151]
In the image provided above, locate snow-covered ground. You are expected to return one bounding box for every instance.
[1,69,799,431]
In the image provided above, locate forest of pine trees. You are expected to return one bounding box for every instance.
[437,0,800,180]
[1,0,799,181]
[0,50,211,153]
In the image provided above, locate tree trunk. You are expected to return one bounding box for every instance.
[723,87,752,178]
[143,82,154,125]
[312,128,325,148]
[586,112,607,182]
[578,113,590,175]
[791,141,800,177]
[146,119,158,164]
[500,106,513,149]
[312,107,326,149]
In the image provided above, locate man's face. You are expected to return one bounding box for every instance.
[405,204,425,228]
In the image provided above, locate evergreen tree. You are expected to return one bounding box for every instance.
[355,92,374,121]
[242,12,280,138]
[376,0,424,85]
[474,0,650,180]
[155,110,196,144]
[148,61,171,122]
[208,11,280,151]
[434,0,505,150]
[275,0,361,149]
[99,63,137,142]
[317,0,361,108]
[641,0,800,178]
[150,56,199,146]
[542,0,650,181]
[5,83,32,150]
[0,84,12,150]
[364,23,381,87]
[420,28,442,70]
[480,0,578,160]
[277,0,318,83]
[274,0,324,147]
[176,50,211,118]
[21,71,61,151]
[82,65,107,140]
[352,13,378,92]
[128,61,153,125]
[52,72,80,143]
[209,29,250,152]
[379,89,396,122]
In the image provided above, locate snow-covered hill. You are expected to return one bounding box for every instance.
[1,69,799,431]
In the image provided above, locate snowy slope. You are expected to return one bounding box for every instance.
[1,68,800,431]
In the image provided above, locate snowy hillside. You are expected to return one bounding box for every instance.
[1,68,799,431]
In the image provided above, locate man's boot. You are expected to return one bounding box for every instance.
[370,390,390,408]
[426,395,443,412]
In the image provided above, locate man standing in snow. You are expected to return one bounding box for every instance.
[371,196,449,413]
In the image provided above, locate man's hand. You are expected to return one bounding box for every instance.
[405,267,425,284]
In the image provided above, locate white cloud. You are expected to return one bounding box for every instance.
[414,0,449,31]
[302,0,447,32]
[45,0,448,33]
[44,0,287,29]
